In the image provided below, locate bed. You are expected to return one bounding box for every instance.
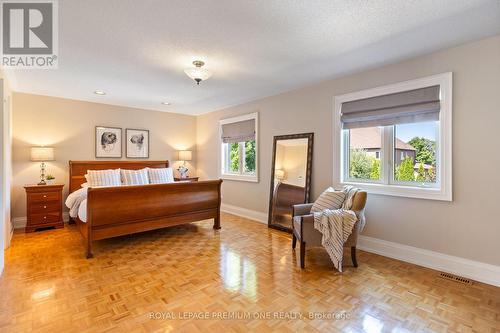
[68,160,222,258]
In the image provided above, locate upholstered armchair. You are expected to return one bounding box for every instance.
[291,191,367,269]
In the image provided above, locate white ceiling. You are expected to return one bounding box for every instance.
[6,0,500,115]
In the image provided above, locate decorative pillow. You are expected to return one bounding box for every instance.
[121,168,149,185]
[85,169,121,187]
[147,167,174,184]
[311,187,346,213]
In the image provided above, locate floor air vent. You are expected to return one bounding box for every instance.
[439,272,472,285]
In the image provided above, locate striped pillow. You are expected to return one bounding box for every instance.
[311,187,346,213]
[121,168,149,185]
[85,169,121,187]
[147,167,174,184]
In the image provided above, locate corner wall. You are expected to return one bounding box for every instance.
[196,35,500,267]
[0,70,13,274]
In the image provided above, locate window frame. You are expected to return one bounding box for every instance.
[333,73,452,201]
[218,112,259,182]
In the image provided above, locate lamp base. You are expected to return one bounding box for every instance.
[38,180,47,186]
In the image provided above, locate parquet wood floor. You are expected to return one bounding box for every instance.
[0,213,499,332]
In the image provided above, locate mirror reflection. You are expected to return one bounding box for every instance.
[268,134,313,231]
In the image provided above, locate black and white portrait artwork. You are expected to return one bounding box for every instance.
[126,129,149,158]
[95,126,122,158]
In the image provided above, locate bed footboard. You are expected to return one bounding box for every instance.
[84,180,222,258]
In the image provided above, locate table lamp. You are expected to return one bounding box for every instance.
[275,169,286,181]
[30,147,55,185]
[177,150,192,178]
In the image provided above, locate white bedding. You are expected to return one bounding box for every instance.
[78,199,88,222]
[65,187,88,221]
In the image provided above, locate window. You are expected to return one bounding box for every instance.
[334,73,452,201]
[219,113,258,182]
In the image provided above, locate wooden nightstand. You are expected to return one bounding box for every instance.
[174,177,199,182]
[24,184,64,232]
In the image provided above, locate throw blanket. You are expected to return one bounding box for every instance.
[313,186,360,272]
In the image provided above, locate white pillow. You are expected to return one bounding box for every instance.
[147,167,174,184]
[121,168,149,185]
[81,182,89,188]
[85,169,121,187]
[311,187,346,213]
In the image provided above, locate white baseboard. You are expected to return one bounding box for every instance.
[221,203,267,224]
[358,235,500,287]
[12,212,70,229]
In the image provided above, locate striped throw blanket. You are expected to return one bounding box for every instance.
[313,186,360,272]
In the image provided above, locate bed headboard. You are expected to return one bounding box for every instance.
[69,160,169,193]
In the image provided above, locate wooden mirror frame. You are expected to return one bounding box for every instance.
[268,132,314,233]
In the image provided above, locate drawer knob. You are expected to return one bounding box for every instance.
[43,195,47,198]
[43,216,47,219]
[43,206,47,209]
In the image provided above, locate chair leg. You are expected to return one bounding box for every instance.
[300,241,306,269]
[351,246,358,267]
[292,233,297,249]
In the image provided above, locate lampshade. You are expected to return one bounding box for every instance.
[184,67,212,81]
[275,169,286,180]
[178,150,192,161]
[30,147,55,161]
[184,61,212,84]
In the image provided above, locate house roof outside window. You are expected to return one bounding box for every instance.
[349,127,416,151]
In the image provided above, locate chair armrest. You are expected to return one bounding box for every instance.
[293,203,313,217]
[300,214,314,223]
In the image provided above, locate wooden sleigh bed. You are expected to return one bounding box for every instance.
[69,160,222,258]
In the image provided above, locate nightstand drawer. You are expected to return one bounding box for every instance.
[29,191,60,203]
[30,212,61,224]
[29,201,61,214]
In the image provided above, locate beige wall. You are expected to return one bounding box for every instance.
[11,93,197,218]
[197,35,500,266]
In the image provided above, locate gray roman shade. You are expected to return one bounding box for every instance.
[221,119,255,143]
[341,85,441,129]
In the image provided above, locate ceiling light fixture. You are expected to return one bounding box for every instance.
[161,102,171,105]
[94,90,106,95]
[184,60,212,85]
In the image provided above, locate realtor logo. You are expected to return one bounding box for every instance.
[1,0,58,68]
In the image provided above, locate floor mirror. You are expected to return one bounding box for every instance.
[268,133,314,232]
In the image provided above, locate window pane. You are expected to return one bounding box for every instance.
[229,142,240,173]
[348,127,381,180]
[394,121,438,183]
[244,140,256,173]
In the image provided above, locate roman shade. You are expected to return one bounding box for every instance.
[341,85,441,129]
[221,119,255,143]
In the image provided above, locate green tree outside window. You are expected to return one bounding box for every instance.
[370,159,380,180]
[395,157,415,181]
[416,163,426,182]
[230,143,239,172]
[244,140,256,173]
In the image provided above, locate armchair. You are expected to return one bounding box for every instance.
[291,191,367,269]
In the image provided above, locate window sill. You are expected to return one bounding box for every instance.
[340,181,451,201]
[221,174,258,183]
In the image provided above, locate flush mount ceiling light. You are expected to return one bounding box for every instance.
[94,90,106,95]
[184,60,212,85]
[161,101,171,105]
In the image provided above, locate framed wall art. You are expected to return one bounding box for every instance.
[126,128,149,158]
[95,126,122,158]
